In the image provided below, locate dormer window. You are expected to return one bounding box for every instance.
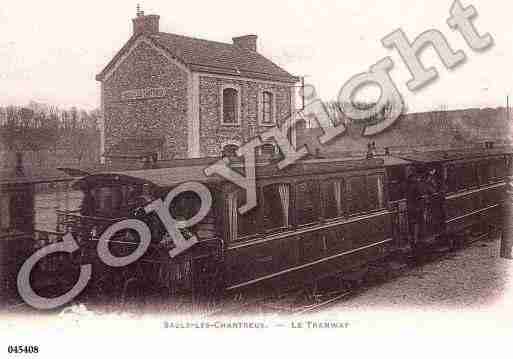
[221,85,241,125]
[259,90,276,126]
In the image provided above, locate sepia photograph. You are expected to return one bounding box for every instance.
[0,0,512,357]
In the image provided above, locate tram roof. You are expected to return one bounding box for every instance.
[72,156,394,190]
[0,167,74,186]
[397,146,513,164]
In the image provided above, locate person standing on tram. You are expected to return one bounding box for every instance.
[424,168,439,195]
[407,169,422,247]
[423,168,443,229]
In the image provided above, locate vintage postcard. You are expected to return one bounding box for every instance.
[1,0,512,356]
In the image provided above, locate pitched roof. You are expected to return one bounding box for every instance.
[104,137,165,158]
[96,33,299,83]
[397,147,513,164]
[0,166,74,185]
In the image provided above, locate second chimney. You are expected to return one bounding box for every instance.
[232,35,258,52]
[132,13,160,35]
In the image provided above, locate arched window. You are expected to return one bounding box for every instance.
[262,91,274,124]
[222,88,239,124]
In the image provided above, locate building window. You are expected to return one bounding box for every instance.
[261,91,275,125]
[222,87,240,125]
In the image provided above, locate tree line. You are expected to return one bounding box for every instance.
[0,102,101,166]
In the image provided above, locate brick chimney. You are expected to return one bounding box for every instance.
[132,6,160,35]
[232,35,258,52]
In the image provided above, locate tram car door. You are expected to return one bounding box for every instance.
[405,164,444,245]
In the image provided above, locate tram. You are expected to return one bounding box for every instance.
[53,145,512,304]
[2,144,512,308]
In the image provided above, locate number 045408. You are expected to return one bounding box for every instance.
[7,345,39,354]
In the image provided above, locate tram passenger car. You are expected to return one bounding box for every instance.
[68,157,395,299]
[394,147,513,247]
[0,167,75,304]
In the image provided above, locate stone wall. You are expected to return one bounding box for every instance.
[102,41,189,159]
[198,75,292,156]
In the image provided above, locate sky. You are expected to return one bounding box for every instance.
[0,0,511,112]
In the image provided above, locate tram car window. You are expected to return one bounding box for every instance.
[344,173,386,216]
[477,160,493,185]
[367,174,385,211]
[94,186,124,217]
[346,176,368,215]
[322,179,344,220]
[387,166,407,202]
[295,181,320,226]
[262,183,290,232]
[463,162,478,189]
[493,157,507,180]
